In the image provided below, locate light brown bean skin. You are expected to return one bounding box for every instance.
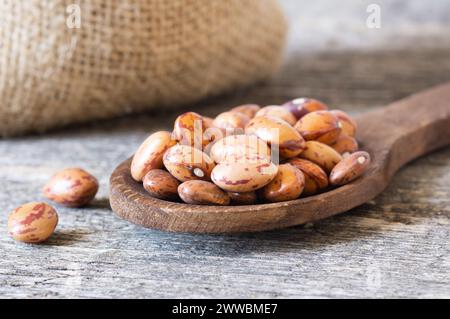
[213,111,250,132]
[178,181,230,206]
[331,134,359,154]
[227,191,258,205]
[143,169,180,200]
[294,111,341,145]
[287,158,329,195]
[43,168,99,207]
[229,104,261,119]
[329,151,371,186]
[210,135,271,164]
[211,162,278,192]
[330,110,357,137]
[163,145,215,182]
[8,202,58,243]
[255,106,297,126]
[299,141,343,173]
[202,116,215,129]
[245,116,306,159]
[282,98,328,120]
[131,131,177,181]
[262,164,305,202]
[173,112,210,149]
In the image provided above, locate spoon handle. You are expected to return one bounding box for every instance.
[357,82,450,179]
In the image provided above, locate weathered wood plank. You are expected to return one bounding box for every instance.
[0,48,449,298]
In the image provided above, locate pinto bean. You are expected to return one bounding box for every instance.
[282,98,328,119]
[143,169,180,200]
[294,111,341,145]
[43,168,98,207]
[210,134,271,164]
[229,104,261,119]
[261,164,305,202]
[329,151,371,186]
[227,191,258,205]
[131,131,177,181]
[331,134,359,154]
[163,145,215,182]
[330,110,357,137]
[245,116,306,159]
[8,202,58,243]
[287,158,329,195]
[298,141,343,173]
[178,180,230,205]
[255,105,297,126]
[211,161,278,192]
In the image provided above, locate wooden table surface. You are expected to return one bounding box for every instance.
[1,48,449,298]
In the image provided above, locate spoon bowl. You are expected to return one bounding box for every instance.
[110,83,450,233]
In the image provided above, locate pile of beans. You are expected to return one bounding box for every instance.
[131,98,371,206]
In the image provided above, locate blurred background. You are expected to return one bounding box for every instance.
[281,0,450,53]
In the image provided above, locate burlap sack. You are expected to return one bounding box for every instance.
[0,0,287,136]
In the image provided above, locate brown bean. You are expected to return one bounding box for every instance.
[294,111,341,145]
[131,131,177,181]
[229,104,261,119]
[331,134,359,154]
[210,134,271,164]
[143,169,180,200]
[329,151,371,186]
[43,168,98,207]
[211,162,278,192]
[163,145,215,182]
[330,110,357,137]
[8,202,58,243]
[282,98,328,119]
[213,111,250,133]
[255,106,297,126]
[287,158,329,195]
[178,180,230,205]
[227,191,258,205]
[202,116,215,129]
[245,116,306,159]
[262,164,305,202]
[299,141,343,173]
[173,112,210,149]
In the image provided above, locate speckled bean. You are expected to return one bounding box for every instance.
[287,158,329,195]
[8,202,58,243]
[282,98,328,120]
[173,112,210,149]
[330,110,357,137]
[245,116,306,159]
[213,112,250,132]
[131,131,177,181]
[299,141,343,173]
[227,191,258,205]
[210,135,271,164]
[43,168,99,207]
[294,110,341,145]
[331,134,359,154]
[163,145,215,182]
[329,151,371,186]
[229,104,261,119]
[178,180,230,205]
[262,164,305,202]
[255,106,297,126]
[143,169,180,200]
[211,162,278,192]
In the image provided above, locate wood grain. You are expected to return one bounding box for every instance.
[0,48,449,298]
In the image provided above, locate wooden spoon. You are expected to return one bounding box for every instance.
[110,83,450,233]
